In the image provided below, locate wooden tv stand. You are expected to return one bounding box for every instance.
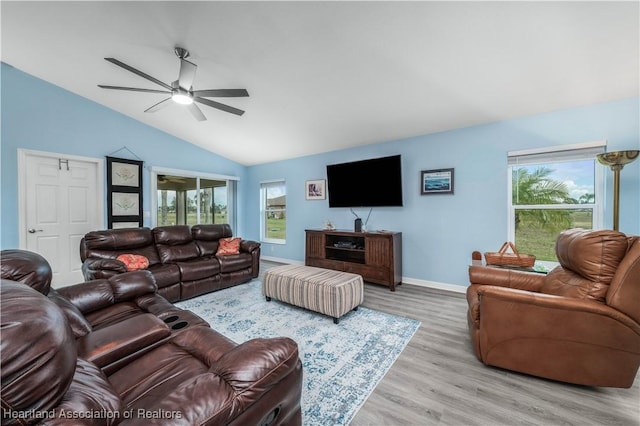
[305,229,402,291]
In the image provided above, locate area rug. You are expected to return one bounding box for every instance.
[176,280,420,426]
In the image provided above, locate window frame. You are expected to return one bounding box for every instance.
[260,179,286,244]
[507,141,606,267]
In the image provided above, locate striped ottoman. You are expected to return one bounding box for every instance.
[262,265,364,324]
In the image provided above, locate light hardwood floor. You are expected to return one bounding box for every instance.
[261,261,640,426]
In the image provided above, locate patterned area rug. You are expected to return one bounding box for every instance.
[176,280,420,426]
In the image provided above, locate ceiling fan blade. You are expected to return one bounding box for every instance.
[194,97,245,116]
[187,103,207,121]
[193,89,249,98]
[178,59,197,91]
[98,85,170,94]
[104,58,172,91]
[144,97,172,113]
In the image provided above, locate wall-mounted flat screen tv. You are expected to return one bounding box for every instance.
[326,155,403,208]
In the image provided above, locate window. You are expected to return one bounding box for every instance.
[508,142,605,267]
[152,168,237,230]
[261,180,286,243]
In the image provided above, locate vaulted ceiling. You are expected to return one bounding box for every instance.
[2,1,638,165]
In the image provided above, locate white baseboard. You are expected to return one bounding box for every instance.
[261,256,304,265]
[401,277,466,294]
[260,257,467,295]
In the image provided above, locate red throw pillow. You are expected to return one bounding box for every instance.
[216,237,241,256]
[116,254,149,271]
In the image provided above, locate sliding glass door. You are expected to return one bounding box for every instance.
[153,169,237,230]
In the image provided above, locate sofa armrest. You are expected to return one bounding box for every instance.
[82,257,127,280]
[469,265,545,292]
[212,337,299,391]
[240,240,261,253]
[478,285,640,336]
[58,271,158,314]
[135,293,210,328]
[78,313,171,368]
[130,334,301,425]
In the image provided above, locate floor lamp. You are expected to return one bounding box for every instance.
[596,150,639,231]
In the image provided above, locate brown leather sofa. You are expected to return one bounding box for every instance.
[80,224,260,302]
[1,249,209,372]
[1,249,303,425]
[467,228,640,387]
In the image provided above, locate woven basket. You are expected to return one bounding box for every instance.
[484,242,536,268]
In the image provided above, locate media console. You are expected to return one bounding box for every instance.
[305,229,402,291]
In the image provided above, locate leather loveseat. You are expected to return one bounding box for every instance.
[1,249,303,425]
[80,224,260,302]
[467,228,640,388]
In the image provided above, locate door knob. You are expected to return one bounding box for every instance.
[28,228,43,233]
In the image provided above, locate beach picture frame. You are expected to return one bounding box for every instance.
[421,168,454,195]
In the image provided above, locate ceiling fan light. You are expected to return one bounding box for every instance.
[172,92,193,105]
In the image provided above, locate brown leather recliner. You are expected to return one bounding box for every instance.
[467,228,640,388]
[0,249,207,332]
[1,280,303,425]
[1,250,303,425]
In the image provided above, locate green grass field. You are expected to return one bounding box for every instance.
[266,217,286,239]
[157,212,228,226]
[157,212,286,240]
[515,210,592,261]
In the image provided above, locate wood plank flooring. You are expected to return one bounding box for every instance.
[260,261,640,426]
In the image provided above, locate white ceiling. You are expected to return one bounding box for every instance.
[2,1,638,166]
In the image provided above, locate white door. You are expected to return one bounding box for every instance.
[19,150,104,288]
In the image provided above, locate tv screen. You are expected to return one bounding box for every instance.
[326,155,403,208]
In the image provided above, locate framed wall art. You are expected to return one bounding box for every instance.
[107,156,143,228]
[421,168,454,195]
[305,179,326,200]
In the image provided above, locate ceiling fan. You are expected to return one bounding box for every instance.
[98,47,248,121]
[157,175,188,184]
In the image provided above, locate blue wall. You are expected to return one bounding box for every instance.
[247,98,640,287]
[2,63,639,288]
[1,63,247,248]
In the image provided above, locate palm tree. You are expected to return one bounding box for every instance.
[579,193,595,204]
[512,167,574,231]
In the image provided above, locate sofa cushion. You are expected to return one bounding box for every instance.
[1,281,77,421]
[48,289,93,338]
[177,258,221,281]
[541,229,629,302]
[218,253,253,273]
[148,263,181,289]
[48,358,122,425]
[0,249,52,294]
[606,238,640,324]
[154,225,201,263]
[84,227,153,250]
[555,228,628,284]
[192,224,233,240]
[542,267,608,301]
[192,224,233,256]
[217,237,242,256]
[82,228,161,265]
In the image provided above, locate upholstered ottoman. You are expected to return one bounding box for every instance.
[262,264,364,324]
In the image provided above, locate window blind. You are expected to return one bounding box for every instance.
[508,141,606,166]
